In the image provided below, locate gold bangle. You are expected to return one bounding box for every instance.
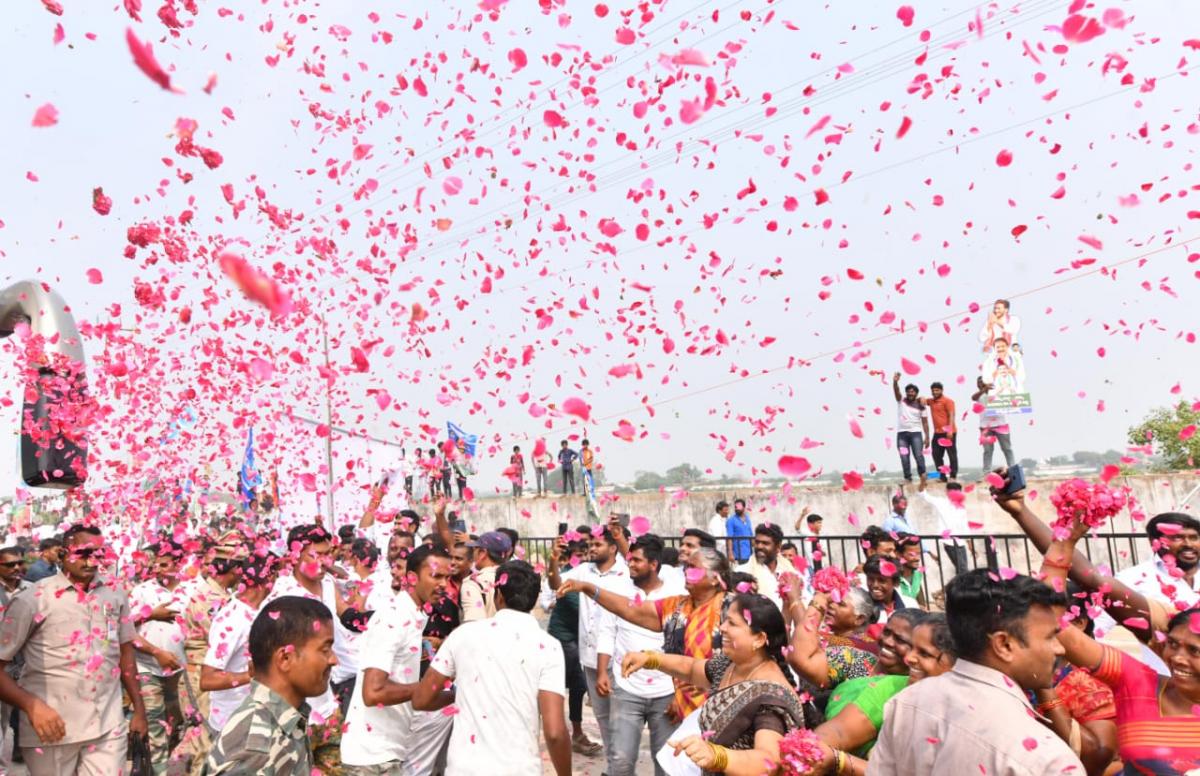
[642,651,662,671]
[709,743,730,772]
[834,749,849,775]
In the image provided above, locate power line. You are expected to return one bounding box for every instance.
[360,0,1063,268]
[308,0,1051,298]
[527,235,1200,437]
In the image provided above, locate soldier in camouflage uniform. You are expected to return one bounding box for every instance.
[178,532,246,775]
[205,595,336,776]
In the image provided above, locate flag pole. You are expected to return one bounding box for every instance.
[322,319,335,528]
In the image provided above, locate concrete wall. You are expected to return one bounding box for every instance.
[461,472,1200,577]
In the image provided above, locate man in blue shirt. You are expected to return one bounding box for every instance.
[724,499,753,563]
[23,537,62,583]
[558,440,578,495]
[881,492,926,553]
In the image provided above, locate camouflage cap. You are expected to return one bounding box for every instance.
[210,530,249,561]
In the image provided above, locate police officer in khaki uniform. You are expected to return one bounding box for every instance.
[205,595,337,776]
[0,523,148,775]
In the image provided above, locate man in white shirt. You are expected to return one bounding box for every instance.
[1096,512,1200,674]
[706,501,731,557]
[978,297,1021,350]
[199,551,279,734]
[342,544,454,776]
[129,540,189,774]
[917,482,973,577]
[736,523,789,609]
[546,526,629,756]
[892,373,930,485]
[596,535,684,776]
[267,524,349,769]
[868,569,1080,775]
[413,560,571,776]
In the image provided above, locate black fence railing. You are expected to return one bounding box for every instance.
[518,532,1150,599]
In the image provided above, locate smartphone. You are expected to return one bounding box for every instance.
[451,518,467,534]
[1004,464,1026,495]
[615,513,630,528]
[557,522,569,535]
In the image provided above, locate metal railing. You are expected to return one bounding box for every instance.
[518,532,1150,599]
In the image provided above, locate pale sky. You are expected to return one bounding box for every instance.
[2,0,1198,524]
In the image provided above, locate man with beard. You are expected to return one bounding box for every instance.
[666,528,715,589]
[596,534,683,776]
[459,531,510,622]
[205,597,338,775]
[547,523,629,757]
[737,523,789,609]
[341,545,454,775]
[1004,499,1200,676]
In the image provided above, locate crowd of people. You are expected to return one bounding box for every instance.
[392,438,599,502]
[0,465,1195,776]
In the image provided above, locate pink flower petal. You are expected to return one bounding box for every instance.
[31,103,59,128]
[562,396,591,422]
[778,455,812,478]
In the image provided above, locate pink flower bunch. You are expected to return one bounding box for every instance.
[777,728,824,775]
[811,566,851,602]
[1049,478,1133,532]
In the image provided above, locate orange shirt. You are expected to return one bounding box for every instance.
[927,396,956,434]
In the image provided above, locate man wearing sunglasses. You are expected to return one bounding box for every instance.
[0,548,28,608]
[0,546,28,767]
[0,523,148,774]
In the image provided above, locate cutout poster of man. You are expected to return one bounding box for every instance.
[978,299,1032,417]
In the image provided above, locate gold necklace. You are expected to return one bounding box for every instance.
[727,657,770,687]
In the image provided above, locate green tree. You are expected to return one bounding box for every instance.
[1128,402,1200,470]
[664,463,703,485]
[632,470,667,490]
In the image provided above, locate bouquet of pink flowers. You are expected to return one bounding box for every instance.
[811,566,851,602]
[1048,478,1137,533]
[776,728,824,775]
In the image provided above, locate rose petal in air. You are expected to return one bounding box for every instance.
[126,27,180,92]
[31,103,59,128]
[778,456,812,478]
[562,396,591,422]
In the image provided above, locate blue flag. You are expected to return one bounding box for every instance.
[446,421,478,457]
[239,427,263,506]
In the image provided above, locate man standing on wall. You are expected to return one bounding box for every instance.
[558,440,578,495]
[925,381,958,481]
[892,373,929,485]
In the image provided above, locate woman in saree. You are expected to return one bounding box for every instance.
[558,545,734,721]
[782,581,883,692]
[812,612,956,775]
[621,593,811,775]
